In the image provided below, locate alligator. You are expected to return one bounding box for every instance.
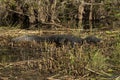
[12,34,84,46]
[11,34,101,46]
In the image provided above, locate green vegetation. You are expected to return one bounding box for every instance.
[0,28,120,79]
[0,0,120,79]
[0,0,120,29]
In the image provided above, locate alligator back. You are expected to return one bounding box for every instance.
[47,34,83,46]
[12,34,84,47]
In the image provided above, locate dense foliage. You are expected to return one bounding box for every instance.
[0,0,120,29]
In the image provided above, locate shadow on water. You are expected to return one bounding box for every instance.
[0,45,48,63]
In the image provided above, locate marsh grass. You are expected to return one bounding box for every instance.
[0,28,120,79]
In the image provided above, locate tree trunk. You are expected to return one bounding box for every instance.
[78,0,85,29]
